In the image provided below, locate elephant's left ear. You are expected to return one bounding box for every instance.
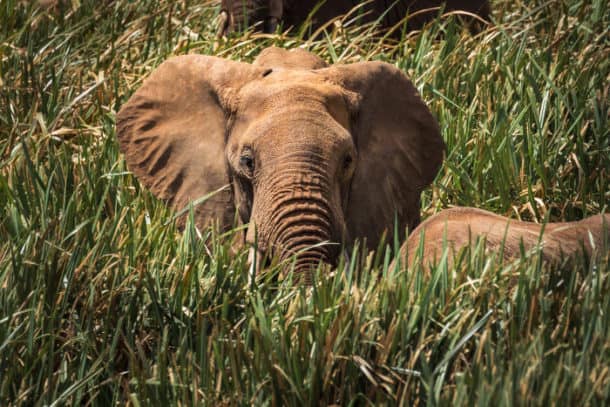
[322,62,445,249]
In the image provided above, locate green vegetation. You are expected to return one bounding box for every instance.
[1,0,608,404]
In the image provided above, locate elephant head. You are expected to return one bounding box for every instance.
[116,47,444,279]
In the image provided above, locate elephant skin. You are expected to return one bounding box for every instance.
[116,47,445,280]
[392,207,609,271]
[217,0,491,37]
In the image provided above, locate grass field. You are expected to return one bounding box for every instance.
[1,0,609,405]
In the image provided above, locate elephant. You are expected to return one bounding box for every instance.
[392,207,609,272]
[217,0,491,38]
[115,47,445,281]
[116,47,608,281]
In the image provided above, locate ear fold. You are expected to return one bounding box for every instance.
[116,55,260,230]
[322,61,445,249]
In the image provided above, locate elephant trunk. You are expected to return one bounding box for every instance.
[272,199,335,280]
[251,160,341,282]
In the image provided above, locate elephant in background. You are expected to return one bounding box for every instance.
[217,0,491,38]
[116,47,445,280]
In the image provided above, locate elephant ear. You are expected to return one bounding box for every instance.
[323,61,445,248]
[116,55,260,230]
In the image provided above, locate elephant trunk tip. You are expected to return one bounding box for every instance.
[247,244,337,285]
[279,244,338,284]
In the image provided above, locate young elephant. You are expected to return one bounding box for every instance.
[116,47,445,279]
[393,207,609,271]
[217,0,491,37]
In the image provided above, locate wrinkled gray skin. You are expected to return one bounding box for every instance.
[217,0,491,37]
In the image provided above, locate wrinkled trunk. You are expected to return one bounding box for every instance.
[249,155,340,282]
[270,194,335,279]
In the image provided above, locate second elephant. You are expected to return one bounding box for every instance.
[393,207,609,272]
[218,0,491,37]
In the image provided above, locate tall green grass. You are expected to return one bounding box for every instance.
[1,0,609,404]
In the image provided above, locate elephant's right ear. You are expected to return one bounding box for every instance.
[116,55,260,229]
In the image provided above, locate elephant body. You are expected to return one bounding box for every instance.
[218,0,491,37]
[394,207,609,271]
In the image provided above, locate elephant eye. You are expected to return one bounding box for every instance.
[240,154,255,175]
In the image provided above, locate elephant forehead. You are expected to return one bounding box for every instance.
[239,72,346,110]
[238,74,350,128]
[233,108,352,153]
[247,110,348,137]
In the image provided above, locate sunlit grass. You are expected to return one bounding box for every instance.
[1,0,609,404]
